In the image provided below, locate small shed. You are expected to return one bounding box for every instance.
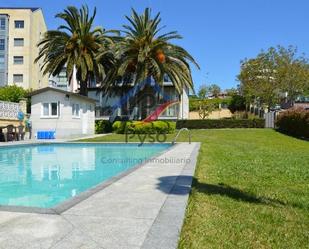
[29,87,95,138]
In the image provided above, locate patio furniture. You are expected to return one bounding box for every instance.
[37,131,56,139]
[6,125,17,142]
[0,128,5,142]
[16,125,25,141]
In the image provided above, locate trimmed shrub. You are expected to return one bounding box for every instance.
[176,119,265,129]
[189,97,232,111]
[112,121,176,134]
[228,95,246,113]
[276,108,309,139]
[95,120,112,134]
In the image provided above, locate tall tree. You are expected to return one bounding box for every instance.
[208,84,221,98]
[238,46,309,108]
[107,8,199,95]
[275,46,309,102]
[35,5,117,95]
[198,84,208,99]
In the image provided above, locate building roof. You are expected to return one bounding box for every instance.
[28,87,96,103]
[0,7,40,12]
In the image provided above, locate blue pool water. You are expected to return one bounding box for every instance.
[0,143,170,208]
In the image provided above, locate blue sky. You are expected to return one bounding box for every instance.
[3,0,309,91]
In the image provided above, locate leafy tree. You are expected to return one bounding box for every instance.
[238,46,309,108]
[225,88,238,96]
[35,5,117,96]
[109,8,199,94]
[228,95,246,113]
[0,85,29,103]
[198,102,216,119]
[208,84,221,98]
[198,84,208,99]
[275,46,309,102]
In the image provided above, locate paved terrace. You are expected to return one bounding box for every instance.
[0,142,200,249]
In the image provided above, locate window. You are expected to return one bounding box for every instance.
[0,72,5,86]
[13,74,23,83]
[43,103,49,116]
[51,103,58,116]
[14,20,24,29]
[42,102,59,117]
[14,38,24,47]
[0,39,5,50]
[0,55,4,69]
[0,18,5,30]
[72,103,80,118]
[13,56,23,64]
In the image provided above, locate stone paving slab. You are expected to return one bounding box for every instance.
[0,142,200,249]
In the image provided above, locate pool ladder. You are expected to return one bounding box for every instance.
[172,128,191,144]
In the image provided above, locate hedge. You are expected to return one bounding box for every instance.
[176,119,265,129]
[112,121,176,134]
[95,120,113,134]
[189,97,232,111]
[276,108,309,139]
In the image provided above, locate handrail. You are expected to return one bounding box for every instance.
[172,128,191,144]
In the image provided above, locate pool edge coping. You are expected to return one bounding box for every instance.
[141,142,201,249]
[0,142,191,215]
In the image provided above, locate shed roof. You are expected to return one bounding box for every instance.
[28,87,96,103]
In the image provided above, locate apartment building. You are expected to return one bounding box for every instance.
[0,7,48,89]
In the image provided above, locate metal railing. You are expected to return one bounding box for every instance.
[172,128,191,144]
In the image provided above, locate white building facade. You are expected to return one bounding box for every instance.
[30,87,95,138]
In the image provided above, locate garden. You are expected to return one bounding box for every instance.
[80,128,309,248]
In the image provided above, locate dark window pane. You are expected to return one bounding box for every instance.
[0,55,4,69]
[14,38,24,47]
[0,39,5,50]
[51,103,58,116]
[13,56,23,64]
[13,74,23,83]
[14,20,24,28]
[0,18,5,30]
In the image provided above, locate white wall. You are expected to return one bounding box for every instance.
[179,87,189,119]
[31,90,95,138]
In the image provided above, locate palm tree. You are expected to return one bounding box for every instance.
[35,5,117,96]
[109,8,199,94]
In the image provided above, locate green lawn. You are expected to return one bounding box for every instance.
[79,129,309,248]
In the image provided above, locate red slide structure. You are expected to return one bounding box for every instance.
[143,100,179,122]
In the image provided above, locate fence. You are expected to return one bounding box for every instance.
[264,111,276,128]
[0,99,26,120]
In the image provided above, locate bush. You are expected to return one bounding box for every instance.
[112,121,176,134]
[95,120,112,134]
[228,95,246,113]
[176,119,265,129]
[189,97,232,111]
[0,85,29,103]
[276,108,309,139]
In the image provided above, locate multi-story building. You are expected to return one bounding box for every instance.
[50,70,190,120]
[0,7,48,89]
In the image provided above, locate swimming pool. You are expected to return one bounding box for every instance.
[0,143,170,208]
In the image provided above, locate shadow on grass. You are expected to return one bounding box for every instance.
[157,175,286,207]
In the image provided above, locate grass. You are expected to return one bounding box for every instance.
[79,129,309,248]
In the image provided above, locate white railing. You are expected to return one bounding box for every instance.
[0,100,21,120]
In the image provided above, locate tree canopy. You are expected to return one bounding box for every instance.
[0,85,29,103]
[36,6,199,97]
[35,5,118,95]
[238,46,309,108]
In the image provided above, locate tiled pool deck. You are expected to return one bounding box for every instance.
[0,141,200,249]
